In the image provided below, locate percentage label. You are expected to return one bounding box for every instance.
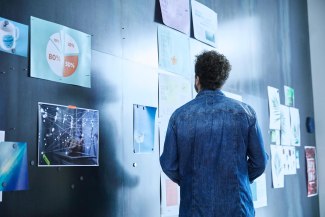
[49,53,61,61]
[65,61,75,69]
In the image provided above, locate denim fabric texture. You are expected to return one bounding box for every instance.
[160,89,268,217]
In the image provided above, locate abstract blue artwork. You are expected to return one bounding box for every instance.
[0,142,29,191]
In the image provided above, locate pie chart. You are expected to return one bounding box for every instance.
[46,30,79,77]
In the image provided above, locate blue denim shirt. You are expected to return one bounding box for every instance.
[160,89,268,217]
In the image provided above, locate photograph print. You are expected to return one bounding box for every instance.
[38,102,99,166]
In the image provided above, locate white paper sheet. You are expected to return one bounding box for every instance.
[158,71,192,119]
[267,86,281,130]
[250,174,267,208]
[158,25,191,78]
[159,118,169,156]
[296,149,300,169]
[282,146,297,175]
[284,85,295,107]
[289,107,301,146]
[161,172,180,217]
[270,130,280,145]
[270,145,284,188]
[280,105,291,146]
[159,0,190,35]
[0,131,4,141]
[191,0,218,47]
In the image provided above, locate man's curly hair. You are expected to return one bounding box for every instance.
[195,51,231,90]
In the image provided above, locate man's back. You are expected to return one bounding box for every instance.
[160,90,267,217]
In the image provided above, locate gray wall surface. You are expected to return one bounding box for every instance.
[0,0,320,217]
[307,0,325,216]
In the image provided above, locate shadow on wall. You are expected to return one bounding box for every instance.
[53,51,140,217]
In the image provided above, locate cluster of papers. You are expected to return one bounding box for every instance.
[268,85,318,197]
[267,86,300,189]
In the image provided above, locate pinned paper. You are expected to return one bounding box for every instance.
[133,104,157,153]
[38,102,99,166]
[191,0,218,47]
[267,86,281,130]
[305,146,318,197]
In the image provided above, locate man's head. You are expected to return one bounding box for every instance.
[194,50,231,92]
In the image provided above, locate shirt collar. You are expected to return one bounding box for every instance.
[195,89,225,98]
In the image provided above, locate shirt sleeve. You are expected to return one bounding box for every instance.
[160,116,180,185]
[247,117,268,183]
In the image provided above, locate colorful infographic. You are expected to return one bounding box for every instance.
[133,104,157,153]
[0,17,28,57]
[0,142,29,191]
[38,102,99,166]
[31,16,91,87]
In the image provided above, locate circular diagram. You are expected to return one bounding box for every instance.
[46,31,79,77]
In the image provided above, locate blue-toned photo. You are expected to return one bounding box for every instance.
[133,104,157,153]
[0,17,28,57]
[38,102,99,166]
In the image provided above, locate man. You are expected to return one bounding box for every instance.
[160,51,268,217]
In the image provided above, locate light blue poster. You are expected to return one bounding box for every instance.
[0,17,28,57]
[158,25,190,78]
[31,16,91,88]
[0,142,29,191]
[133,104,157,153]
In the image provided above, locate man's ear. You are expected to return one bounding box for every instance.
[195,76,201,92]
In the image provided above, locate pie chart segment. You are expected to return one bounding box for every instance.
[64,55,79,77]
[46,31,79,77]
